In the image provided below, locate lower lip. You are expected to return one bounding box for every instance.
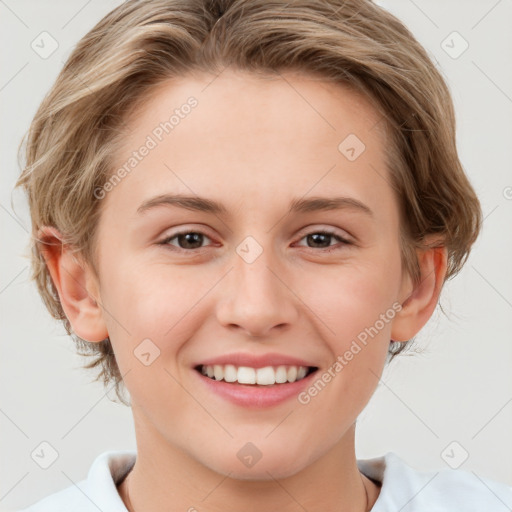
[194,369,317,408]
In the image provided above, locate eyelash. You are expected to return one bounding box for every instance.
[158,229,352,253]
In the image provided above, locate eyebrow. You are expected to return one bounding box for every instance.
[137,194,374,217]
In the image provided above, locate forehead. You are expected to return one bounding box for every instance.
[123,68,385,150]
[106,69,394,220]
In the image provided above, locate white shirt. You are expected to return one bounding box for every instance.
[18,450,512,511]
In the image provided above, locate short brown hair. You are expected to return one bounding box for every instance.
[16,0,482,404]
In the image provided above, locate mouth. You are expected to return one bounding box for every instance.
[194,364,319,386]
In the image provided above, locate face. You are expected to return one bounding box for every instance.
[90,69,411,478]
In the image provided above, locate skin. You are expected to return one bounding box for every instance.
[40,69,447,512]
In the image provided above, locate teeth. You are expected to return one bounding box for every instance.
[224,364,237,383]
[238,366,256,384]
[200,364,312,385]
[256,366,275,385]
[275,366,288,383]
[213,365,223,381]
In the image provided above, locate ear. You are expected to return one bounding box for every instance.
[391,237,448,342]
[37,226,108,343]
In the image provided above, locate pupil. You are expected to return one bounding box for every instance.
[308,233,330,248]
[180,233,203,249]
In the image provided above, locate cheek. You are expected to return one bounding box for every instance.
[302,256,401,341]
[295,263,397,425]
[98,263,200,403]
[295,255,401,406]
[99,261,214,358]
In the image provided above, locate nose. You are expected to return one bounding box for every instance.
[216,246,299,338]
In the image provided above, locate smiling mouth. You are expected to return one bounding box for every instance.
[194,364,318,385]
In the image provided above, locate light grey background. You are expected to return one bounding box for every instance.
[1,1,511,510]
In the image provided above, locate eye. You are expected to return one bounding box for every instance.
[159,230,213,251]
[158,228,352,253]
[294,230,352,251]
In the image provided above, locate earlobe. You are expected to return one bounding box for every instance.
[37,226,108,343]
[391,239,448,342]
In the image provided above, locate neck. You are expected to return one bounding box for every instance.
[117,409,380,512]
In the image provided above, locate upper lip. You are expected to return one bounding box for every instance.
[195,352,318,369]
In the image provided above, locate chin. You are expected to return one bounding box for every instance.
[198,447,312,481]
